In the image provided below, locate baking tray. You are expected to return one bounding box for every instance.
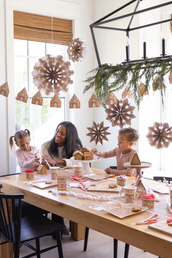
[31,180,57,189]
[84,174,115,181]
[103,202,148,219]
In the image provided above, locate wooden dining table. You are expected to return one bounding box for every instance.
[0,168,172,258]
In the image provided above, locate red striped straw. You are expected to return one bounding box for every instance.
[133,175,139,188]
[163,177,171,189]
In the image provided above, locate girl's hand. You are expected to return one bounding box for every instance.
[104,168,112,174]
[34,158,40,164]
[91,148,98,155]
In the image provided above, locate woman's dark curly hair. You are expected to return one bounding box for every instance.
[48,121,83,158]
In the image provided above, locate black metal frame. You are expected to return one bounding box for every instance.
[90,0,172,67]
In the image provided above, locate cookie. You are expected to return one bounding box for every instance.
[131,206,142,212]
[109,183,117,188]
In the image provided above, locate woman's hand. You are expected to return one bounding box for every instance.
[42,155,56,166]
[34,158,40,164]
[42,155,66,167]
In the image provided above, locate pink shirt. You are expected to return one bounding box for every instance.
[98,147,136,176]
[16,146,39,173]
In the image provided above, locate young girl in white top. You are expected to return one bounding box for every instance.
[9,129,40,173]
[9,129,47,217]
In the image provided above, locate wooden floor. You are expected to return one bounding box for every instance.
[19,220,157,258]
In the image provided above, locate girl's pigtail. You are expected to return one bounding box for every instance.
[25,129,30,137]
[9,136,14,152]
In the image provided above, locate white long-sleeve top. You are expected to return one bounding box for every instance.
[16,146,39,173]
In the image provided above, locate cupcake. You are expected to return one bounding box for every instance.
[25,170,35,180]
[142,193,155,209]
[116,175,127,186]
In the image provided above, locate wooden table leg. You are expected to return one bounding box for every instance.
[0,238,13,258]
[71,221,86,241]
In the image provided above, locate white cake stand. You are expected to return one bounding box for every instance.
[124,162,152,179]
[70,157,100,174]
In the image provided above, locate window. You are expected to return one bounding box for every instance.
[138,25,172,174]
[14,39,69,171]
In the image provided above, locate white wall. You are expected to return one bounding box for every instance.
[0,0,9,175]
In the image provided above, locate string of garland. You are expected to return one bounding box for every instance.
[83,56,172,108]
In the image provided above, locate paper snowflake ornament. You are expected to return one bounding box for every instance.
[146,122,172,149]
[67,38,87,62]
[86,121,111,145]
[106,98,135,128]
[32,54,74,95]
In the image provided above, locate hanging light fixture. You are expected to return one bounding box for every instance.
[83,0,172,108]
[90,0,172,66]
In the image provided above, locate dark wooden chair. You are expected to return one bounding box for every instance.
[84,227,129,258]
[153,176,172,184]
[0,188,64,258]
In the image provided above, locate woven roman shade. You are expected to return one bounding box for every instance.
[13,11,72,46]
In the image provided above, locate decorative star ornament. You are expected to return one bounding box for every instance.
[67,38,87,62]
[106,98,135,128]
[32,54,74,95]
[146,122,172,149]
[86,121,111,145]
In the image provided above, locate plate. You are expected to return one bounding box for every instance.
[84,174,115,181]
[31,180,57,189]
[103,202,148,218]
[70,156,100,163]
[148,184,169,194]
[149,220,172,237]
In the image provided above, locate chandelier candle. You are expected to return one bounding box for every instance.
[161,29,166,57]
[126,36,130,62]
[143,34,146,59]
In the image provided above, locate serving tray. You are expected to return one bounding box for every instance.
[103,202,148,219]
[31,180,57,189]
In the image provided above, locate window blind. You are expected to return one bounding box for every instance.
[13,11,72,46]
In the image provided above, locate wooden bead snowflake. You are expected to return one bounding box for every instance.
[67,38,87,62]
[86,121,111,145]
[146,122,172,149]
[32,54,74,95]
[106,98,135,128]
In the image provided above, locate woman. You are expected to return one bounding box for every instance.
[41,121,83,167]
[41,121,83,235]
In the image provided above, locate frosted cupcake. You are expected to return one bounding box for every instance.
[142,193,155,209]
[25,170,35,180]
[116,175,127,186]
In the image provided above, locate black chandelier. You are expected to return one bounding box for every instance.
[90,0,172,67]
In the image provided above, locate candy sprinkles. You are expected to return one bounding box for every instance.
[58,190,124,201]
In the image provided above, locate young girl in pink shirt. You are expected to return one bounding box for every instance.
[9,129,40,173]
[91,127,139,176]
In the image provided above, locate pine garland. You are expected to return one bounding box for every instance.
[83,57,172,108]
